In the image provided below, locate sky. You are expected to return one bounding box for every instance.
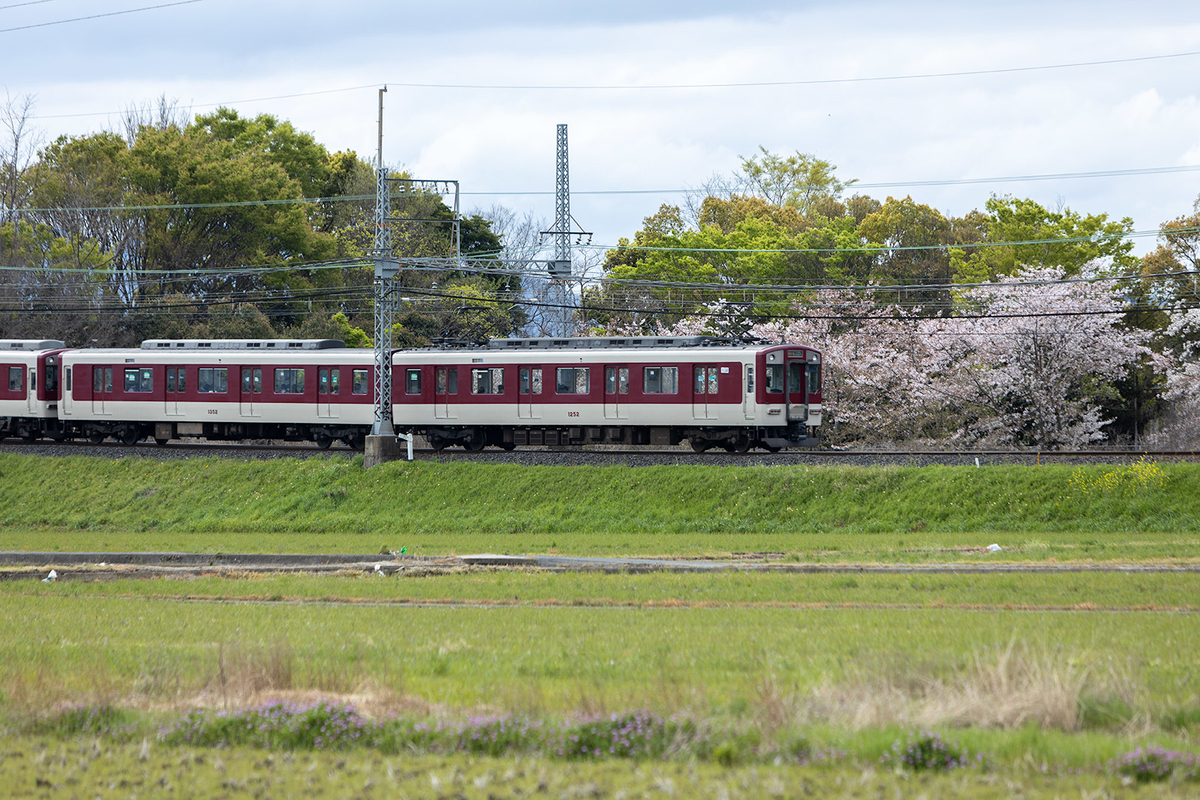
[3,0,1200,263]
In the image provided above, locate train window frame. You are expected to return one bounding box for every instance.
[45,364,58,393]
[406,368,422,395]
[7,366,21,392]
[746,366,754,393]
[352,369,369,395]
[123,367,154,393]
[198,367,228,394]
[764,364,784,394]
[642,366,678,394]
[328,368,339,395]
[471,367,504,395]
[555,367,590,395]
[273,368,305,394]
[807,363,821,394]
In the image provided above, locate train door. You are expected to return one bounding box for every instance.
[786,356,808,422]
[240,367,263,417]
[603,365,628,420]
[317,367,338,419]
[165,366,185,416]
[517,366,542,419]
[743,363,756,420]
[92,366,113,415]
[435,366,458,419]
[692,365,718,420]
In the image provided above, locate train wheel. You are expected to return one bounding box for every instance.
[690,439,710,453]
[464,435,485,452]
[346,433,365,451]
[88,431,105,444]
[314,432,333,450]
[121,428,141,446]
[428,434,448,451]
[733,436,752,453]
[20,426,36,442]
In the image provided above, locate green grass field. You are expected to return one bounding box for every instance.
[2,453,1198,795]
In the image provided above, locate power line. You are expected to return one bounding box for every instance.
[0,0,59,9]
[30,84,382,121]
[25,45,1200,120]
[385,49,1200,91]
[0,0,204,33]
[14,163,1200,213]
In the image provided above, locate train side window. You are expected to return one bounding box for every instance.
[104,368,113,393]
[746,366,754,393]
[531,367,541,394]
[167,368,176,392]
[243,368,255,393]
[274,368,304,394]
[7,367,21,392]
[694,366,706,394]
[65,367,71,392]
[318,368,329,395]
[45,364,57,392]
[254,368,262,393]
[406,368,421,395]
[764,364,783,394]
[123,367,153,392]
[352,369,368,395]
[555,367,589,394]
[471,367,504,395]
[178,369,187,393]
[198,367,228,393]
[643,366,678,394]
[328,368,338,395]
[807,364,821,393]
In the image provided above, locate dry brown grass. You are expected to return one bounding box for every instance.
[755,640,1140,733]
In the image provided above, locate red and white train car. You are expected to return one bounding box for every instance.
[59,340,376,448]
[0,340,68,441]
[393,337,822,452]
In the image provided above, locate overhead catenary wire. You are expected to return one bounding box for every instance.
[0,0,204,34]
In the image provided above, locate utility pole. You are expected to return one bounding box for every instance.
[365,86,409,466]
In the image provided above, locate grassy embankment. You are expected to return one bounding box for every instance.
[0,452,1197,558]
[2,452,1198,791]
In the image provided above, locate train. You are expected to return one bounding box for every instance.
[1,336,823,452]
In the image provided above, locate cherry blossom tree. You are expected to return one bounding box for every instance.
[657,267,1161,448]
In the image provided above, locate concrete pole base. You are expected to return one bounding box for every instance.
[364,435,404,468]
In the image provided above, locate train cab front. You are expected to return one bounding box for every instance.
[758,345,822,448]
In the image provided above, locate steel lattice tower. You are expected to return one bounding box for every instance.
[371,89,398,436]
[551,124,573,336]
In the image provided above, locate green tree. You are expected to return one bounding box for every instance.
[737,147,856,215]
[951,196,1135,282]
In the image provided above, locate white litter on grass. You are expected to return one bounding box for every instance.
[42,569,57,582]
[986,543,1002,552]
[374,563,383,575]
[975,457,980,468]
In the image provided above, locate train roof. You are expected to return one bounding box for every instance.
[429,336,777,351]
[140,339,345,351]
[1,339,67,351]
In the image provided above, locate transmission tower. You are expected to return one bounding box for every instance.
[542,124,590,337]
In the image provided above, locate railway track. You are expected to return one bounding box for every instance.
[2,438,1198,464]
